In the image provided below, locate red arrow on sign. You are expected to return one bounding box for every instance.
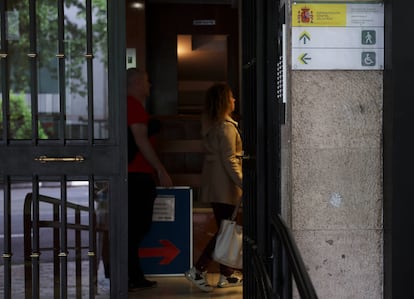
[139,240,181,265]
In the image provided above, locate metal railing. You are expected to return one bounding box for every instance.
[23,193,96,299]
[246,214,318,299]
[271,214,318,298]
[245,235,275,299]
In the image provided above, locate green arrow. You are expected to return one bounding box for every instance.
[299,31,311,45]
[298,53,311,64]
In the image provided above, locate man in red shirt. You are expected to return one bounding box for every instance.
[127,68,173,290]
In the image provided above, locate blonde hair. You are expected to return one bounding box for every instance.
[203,83,232,125]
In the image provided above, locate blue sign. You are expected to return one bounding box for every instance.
[139,187,193,275]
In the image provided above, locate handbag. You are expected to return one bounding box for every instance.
[212,199,243,269]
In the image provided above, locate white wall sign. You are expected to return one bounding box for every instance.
[152,195,175,222]
[292,27,384,49]
[126,48,136,69]
[292,48,383,70]
[292,3,384,70]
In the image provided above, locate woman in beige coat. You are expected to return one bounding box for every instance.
[185,83,243,292]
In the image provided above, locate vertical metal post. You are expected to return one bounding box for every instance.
[32,178,40,299]
[89,176,97,298]
[53,197,60,298]
[59,177,68,299]
[0,0,10,143]
[75,209,82,299]
[29,0,39,142]
[107,0,128,296]
[86,0,94,143]
[241,0,258,298]
[23,193,33,299]
[57,0,66,142]
[2,176,12,299]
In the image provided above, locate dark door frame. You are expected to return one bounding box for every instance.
[383,0,414,298]
[241,0,283,298]
[108,0,129,297]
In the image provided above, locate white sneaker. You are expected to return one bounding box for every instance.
[185,267,214,292]
[217,272,243,288]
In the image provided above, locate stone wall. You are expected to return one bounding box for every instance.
[289,71,383,298]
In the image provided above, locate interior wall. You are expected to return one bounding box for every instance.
[126,0,146,69]
[146,3,239,115]
[177,34,228,114]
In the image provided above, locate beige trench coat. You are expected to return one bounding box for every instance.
[200,116,243,206]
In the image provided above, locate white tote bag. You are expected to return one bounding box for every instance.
[212,219,243,269]
[212,200,243,269]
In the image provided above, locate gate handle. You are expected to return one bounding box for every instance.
[35,155,85,163]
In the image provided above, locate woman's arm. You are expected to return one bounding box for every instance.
[218,122,243,188]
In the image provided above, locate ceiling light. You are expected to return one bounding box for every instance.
[131,1,144,9]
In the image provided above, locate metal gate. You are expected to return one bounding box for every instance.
[0,0,127,298]
[241,0,284,297]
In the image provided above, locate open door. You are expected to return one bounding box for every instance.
[0,0,127,298]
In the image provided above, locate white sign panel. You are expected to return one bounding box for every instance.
[292,3,384,70]
[346,4,384,27]
[126,48,136,69]
[292,27,384,49]
[152,195,175,222]
[292,48,384,70]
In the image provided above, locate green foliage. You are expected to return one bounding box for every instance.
[8,0,107,96]
[1,1,108,139]
[0,94,48,139]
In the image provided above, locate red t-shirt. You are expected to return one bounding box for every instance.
[127,96,156,174]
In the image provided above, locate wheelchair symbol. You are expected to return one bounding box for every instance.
[362,52,376,66]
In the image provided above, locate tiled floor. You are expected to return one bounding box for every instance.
[128,273,243,299]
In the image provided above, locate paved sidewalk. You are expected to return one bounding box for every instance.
[0,261,110,298]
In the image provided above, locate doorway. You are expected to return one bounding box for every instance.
[144,2,241,276]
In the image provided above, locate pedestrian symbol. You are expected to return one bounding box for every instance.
[361,52,376,66]
[361,30,376,45]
